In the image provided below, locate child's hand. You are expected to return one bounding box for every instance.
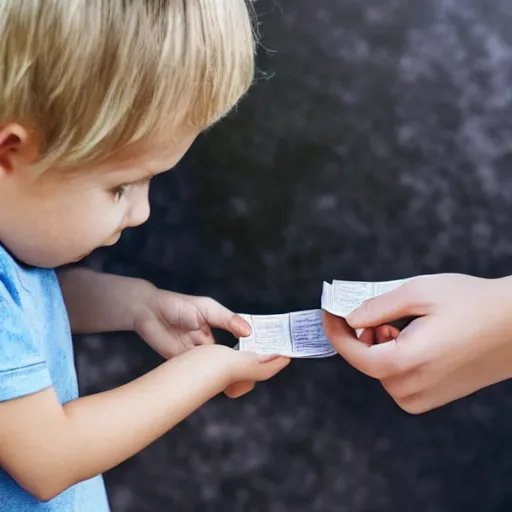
[179,344,290,399]
[213,347,291,399]
[323,274,512,414]
[133,289,251,359]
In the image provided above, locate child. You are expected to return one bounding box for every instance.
[0,1,289,509]
[323,273,512,414]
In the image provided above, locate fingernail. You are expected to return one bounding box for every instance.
[233,316,252,337]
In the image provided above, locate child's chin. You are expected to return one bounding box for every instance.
[72,252,91,263]
[60,251,92,265]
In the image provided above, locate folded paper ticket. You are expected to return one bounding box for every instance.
[321,277,411,318]
[238,310,336,358]
[237,277,415,358]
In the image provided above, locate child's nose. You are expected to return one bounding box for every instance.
[127,195,151,228]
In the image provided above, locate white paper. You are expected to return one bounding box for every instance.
[290,310,336,357]
[238,276,420,357]
[321,278,411,318]
[238,309,335,358]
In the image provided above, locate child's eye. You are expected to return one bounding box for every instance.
[112,184,133,202]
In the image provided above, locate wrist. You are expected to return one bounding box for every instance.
[130,279,159,332]
[180,345,236,392]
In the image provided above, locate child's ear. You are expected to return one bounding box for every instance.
[0,123,38,177]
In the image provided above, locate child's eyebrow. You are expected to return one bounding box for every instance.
[148,163,178,178]
[131,166,170,183]
[136,167,162,179]
[116,163,172,183]
[139,169,157,180]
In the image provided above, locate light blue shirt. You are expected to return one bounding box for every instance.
[0,245,110,511]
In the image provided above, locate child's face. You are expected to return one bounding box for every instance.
[0,132,196,268]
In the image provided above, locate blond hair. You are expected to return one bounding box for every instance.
[0,0,256,167]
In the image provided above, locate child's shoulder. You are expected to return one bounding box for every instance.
[0,244,61,405]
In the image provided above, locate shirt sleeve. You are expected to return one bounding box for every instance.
[0,277,52,401]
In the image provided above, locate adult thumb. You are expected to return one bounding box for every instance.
[346,282,427,329]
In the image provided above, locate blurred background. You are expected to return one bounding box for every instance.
[78,1,512,510]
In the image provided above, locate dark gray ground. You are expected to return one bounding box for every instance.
[77,1,512,510]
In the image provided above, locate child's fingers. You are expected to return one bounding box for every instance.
[225,356,290,396]
[257,354,281,363]
[140,318,192,354]
[195,297,252,337]
[228,314,253,338]
[255,356,291,380]
[231,351,290,382]
[224,381,256,399]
